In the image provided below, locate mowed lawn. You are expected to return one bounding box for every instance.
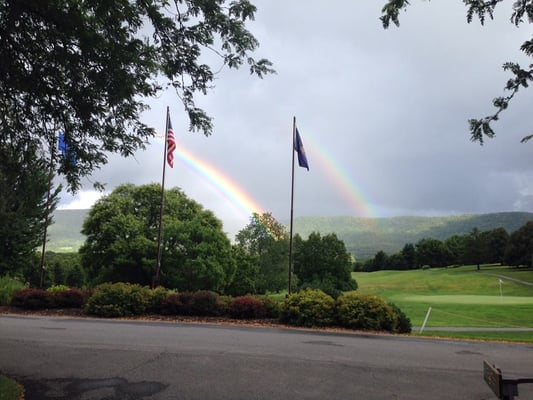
[352,265,533,329]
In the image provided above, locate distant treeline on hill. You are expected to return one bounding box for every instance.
[49,210,533,260]
[291,212,533,260]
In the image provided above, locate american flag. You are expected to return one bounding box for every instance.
[166,115,176,168]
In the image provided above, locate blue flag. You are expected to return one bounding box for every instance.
[58,131,77,166]
[294,127,309,170]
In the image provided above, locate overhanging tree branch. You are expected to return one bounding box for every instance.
[381,0,533,144]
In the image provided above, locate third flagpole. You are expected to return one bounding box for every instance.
[288,116,296,294]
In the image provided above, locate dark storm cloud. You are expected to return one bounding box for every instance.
[60,1,533,237]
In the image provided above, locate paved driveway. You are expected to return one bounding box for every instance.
[1,315,532,399]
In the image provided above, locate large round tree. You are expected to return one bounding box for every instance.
[79,183,235,291]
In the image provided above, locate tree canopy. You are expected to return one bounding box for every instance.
[381,0,533,144]
[293,232,357,297]
[79,183,235,291]
[0,0,273,192]
[235,213,288,293]
[504,221,533,267]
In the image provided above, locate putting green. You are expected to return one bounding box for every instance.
[401,295,533,305]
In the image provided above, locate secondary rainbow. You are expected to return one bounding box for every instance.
[303,134,377,218]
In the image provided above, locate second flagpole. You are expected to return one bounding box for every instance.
[288,116,296,294]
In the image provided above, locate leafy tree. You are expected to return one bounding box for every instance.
[51,261,65,286]
[386,252,407,270]
[415,238,452,268]
[44,251,84,287]
[504,221,533,267]
[225,245,259,296]
[0,141,60,279]
[293,232,357,297]
[65,264,86,288]
[445,234,470,265]
[381,0,533,144]
[372,250,389,271]
[79,183,235,291]
[0,0,274,192]
[401,243,416,269]
[235,213,289,293]
[483,227,509,265]
[463,228,485,270]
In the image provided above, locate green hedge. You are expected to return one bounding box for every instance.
[279,289,336,327]
[336,293,411,333]
[4,280,412,334]
[85,283,151,317]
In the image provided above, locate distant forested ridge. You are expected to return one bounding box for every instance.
[48,210,532,259]
[291,212,533,260]
[47,209,88,252]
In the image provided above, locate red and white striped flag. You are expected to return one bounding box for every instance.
[166,114,176,168]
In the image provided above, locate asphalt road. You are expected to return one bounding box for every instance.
[1,315,532,400]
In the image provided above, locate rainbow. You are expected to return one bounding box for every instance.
[158,139,265,220]
[153,125,377,221]
[303,133,376,218]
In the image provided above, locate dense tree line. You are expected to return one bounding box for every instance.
[7,187,354,297]
[355,224,532,271]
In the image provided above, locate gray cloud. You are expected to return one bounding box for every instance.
[59,1,533,238]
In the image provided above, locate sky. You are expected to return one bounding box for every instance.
[58,1,533,239]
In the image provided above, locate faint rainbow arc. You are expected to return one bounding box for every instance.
[302,133,376,218]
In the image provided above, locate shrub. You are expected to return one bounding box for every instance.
[228,296,266,319]
[146,287,173,314]
[299,277,342,299]
[11,288,54,310]
[177,291,195,316]
[335,293,398,332]
[160,293,182,315]
[389,303,412,334]
[53,288,85,308]
[279,289,335,327]
[192,291,222,316]
[47,284,70,294]
[217,295,233,315]
[0,276,25,306]
[82,288,95,304]
[85,282,150,317]
[253,295,280,318]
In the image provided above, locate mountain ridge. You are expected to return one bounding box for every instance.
[47,210,533,259]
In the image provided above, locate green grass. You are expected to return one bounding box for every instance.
[352,265,533,332]
[0,376,24,400]
[418,331,533,343]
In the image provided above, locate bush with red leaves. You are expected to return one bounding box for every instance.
[11,288,54,310]
[54,288,85,308]
[228,296,266,319]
